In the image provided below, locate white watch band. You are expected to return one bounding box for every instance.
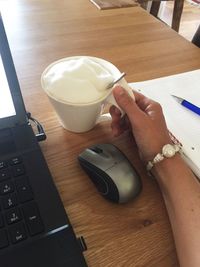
[146,144,180,171]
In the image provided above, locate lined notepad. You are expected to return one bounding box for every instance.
[129,69,200,178]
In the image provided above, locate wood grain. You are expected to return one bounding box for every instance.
[0,0,200,266]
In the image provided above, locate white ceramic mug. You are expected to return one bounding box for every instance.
[41,56,133,133]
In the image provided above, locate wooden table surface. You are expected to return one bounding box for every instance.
[1,0,200,266]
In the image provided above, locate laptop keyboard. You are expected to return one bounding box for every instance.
[0,156,44,249]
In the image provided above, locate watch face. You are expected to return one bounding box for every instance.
[162,144,176,158]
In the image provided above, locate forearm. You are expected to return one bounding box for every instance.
[111,87,200,266]
[152,154,200,267]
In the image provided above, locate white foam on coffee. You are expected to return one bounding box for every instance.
[42,57,114,104]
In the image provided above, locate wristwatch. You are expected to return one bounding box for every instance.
[147,144,180,171]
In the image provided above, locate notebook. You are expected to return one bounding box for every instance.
[0,14,88,266]
[129,69,200,179]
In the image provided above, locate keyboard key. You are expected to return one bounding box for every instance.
[0,229,9,249]
[0,181,14,195]
[6,207,21,225]
[0,213,4,228]
[15,177,33,203]
[9,222,27,244]
[0,161,7,170]
[12,164,25,177]
[23,202,44,236]
[0,169,11,181]
[9,156,22,166]
[2,193,18,209]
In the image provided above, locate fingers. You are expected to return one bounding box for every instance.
[113,85,162,116]
[109,106,121,136]
[109,106,130,136]
[133,90,161,113]
[111,86,171,161]
[110,105,121,118]
[112,85,143,126]
[111,85,164,139]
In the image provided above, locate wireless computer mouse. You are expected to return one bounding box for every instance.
[78,143,142,204]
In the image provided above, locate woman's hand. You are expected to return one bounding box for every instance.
[109,85,172,162]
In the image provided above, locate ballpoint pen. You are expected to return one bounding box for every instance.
[172,95,200,116]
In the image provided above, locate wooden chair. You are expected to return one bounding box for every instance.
[138,0,184,32]
[192,25,200,48]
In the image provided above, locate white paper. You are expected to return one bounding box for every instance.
[129,69,200,178]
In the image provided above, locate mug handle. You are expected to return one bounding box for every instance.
[96,82,135,125]
[97,113,112,123]
[104,80,135,116]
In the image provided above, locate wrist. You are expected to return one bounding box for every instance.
[151,153,195,199]
[151,153,182,178]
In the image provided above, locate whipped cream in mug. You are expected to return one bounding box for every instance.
[42,57,115,105]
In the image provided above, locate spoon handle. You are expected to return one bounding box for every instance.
[106,72,126,89]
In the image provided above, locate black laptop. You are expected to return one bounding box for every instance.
[0,15,88,267]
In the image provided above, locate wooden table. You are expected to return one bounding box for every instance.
[0,0,200,266]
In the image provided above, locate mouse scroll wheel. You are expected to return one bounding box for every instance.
[90,147,103,154]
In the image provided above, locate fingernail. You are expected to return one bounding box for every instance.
[114,85,125,96]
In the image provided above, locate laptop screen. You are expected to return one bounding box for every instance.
[0,15,27,129]
[0,54,16,119]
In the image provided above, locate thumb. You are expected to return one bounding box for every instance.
[112,85,142,125]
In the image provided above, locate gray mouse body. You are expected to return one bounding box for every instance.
[78,144,142,203]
